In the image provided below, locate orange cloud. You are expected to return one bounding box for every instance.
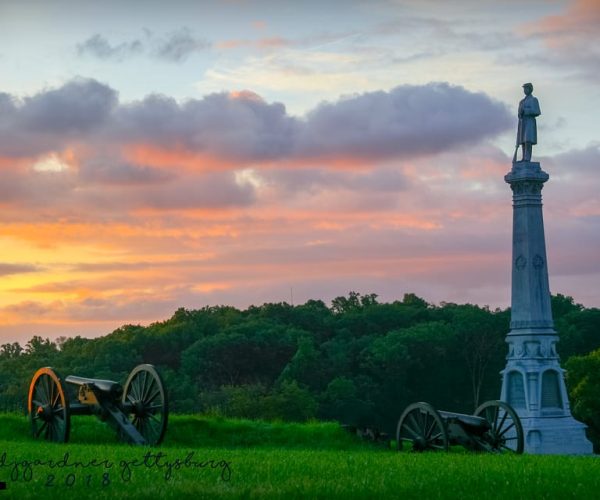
[529,0,600,48]
[0,156,29,170]
[123,144,239,172]
[216,36,291,50]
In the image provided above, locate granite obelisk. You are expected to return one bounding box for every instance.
[500,83,592,454]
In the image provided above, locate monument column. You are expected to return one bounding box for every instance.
[500,83,592,454]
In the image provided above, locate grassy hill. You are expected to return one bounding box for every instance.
[1,413,599,499]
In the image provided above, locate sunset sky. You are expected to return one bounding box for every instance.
[0,0,599,343]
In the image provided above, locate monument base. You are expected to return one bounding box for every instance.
[521,415,593,454]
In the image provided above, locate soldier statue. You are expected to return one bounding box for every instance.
[515,82,541,162]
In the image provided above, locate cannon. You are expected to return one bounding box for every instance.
[27,364,168,445]
[396,400,524,453]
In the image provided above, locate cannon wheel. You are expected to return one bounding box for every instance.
[396,402,449,452]
[28,367,70,443]
[474,400,524,454]
[121,364,168,445]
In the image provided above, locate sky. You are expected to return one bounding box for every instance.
[0,0,599,343]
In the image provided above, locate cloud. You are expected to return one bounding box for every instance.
[216,36,296,51]
[0,79,512,180]
[114,90,297,162]
[1,140,598,340]
[548,142,600,172]
[541,143,600,218]
[79,158,174,186]
[0,78,117,157]
[297,83,512,159]
[77,34,143,61]
[117,82,510,163]
[259,166,409,201]
[153,28,210,62]
[0,263,41,276]
[137,172,256,210]
[0,80,532,341]
[525,0,600,78]
[76,28,210,64]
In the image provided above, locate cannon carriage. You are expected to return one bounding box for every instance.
[27,364,168,445]
[396,400,524,453]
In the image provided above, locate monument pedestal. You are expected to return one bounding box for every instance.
[520,416,590,454]
[501,161,593,455]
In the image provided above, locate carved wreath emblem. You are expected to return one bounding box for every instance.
[533,254,544,269]
[515,255,527,270]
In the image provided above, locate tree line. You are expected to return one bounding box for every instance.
[1,292,599,446]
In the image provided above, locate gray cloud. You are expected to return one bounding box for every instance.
[77,34,143,61]
[19,79,117,134]
[264,166,408,197]
[76,28,210,64]
[0,79,511,163]
[153,28,210,62]
[548,143,600,171]
[0,263,42,276]
[297,83,512,159]
[0,78,117,157]
[138,173,255,210]
[79,158,174,186]
[114,91,297,160]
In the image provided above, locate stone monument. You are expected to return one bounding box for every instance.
[500,83,593,454]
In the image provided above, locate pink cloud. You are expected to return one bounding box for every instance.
[525,0,600,76]
[216,36,292,50]
[0,82,598,343]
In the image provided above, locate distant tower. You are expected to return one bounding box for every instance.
[501,84,593,453]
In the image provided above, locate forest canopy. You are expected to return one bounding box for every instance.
[1,292,599,444]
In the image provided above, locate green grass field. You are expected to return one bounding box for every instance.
[1,413,599,499]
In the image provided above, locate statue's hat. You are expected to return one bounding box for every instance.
[522,82,533,88]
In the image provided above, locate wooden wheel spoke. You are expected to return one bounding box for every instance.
[408,414,422,435]
[475,439,494,452]
[425,416,436,438]
[418,410,427,431]
[148,413,162,424]
[131,377,141,401]
[496,411,508,432]
[490,406,499,432]
[402,423,421,439]
[49,379,57,407]
[40,376,50,403]
[35,421,48,437]
[146,387,162,404]
[140,371,149,401]
[143,379,156,403]
[46,376,54,404]
[499,421,515,437]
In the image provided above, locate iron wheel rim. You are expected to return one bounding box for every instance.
[474,400,524,454]
[396,402,449,452]
[28,367,70,443]
[122,364,168,445]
